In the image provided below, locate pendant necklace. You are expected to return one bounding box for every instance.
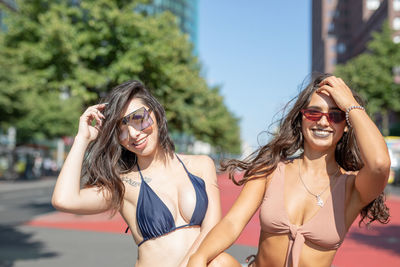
[298,160,340,207]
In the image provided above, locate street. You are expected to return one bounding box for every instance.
[0,178,255,267]
[0,177,399,266]
[0,178,136,266]
[0,180,55,225]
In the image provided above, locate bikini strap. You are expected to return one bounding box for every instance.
[175,154,190,174]
[136,163,145,181]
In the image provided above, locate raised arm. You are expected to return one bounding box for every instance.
[52,104,112,214]
[187,174,267,267]
[318,76,391,205]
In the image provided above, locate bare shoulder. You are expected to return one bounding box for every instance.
[282,157,297,169]
[177,154,216,181]
[177,154,215,168]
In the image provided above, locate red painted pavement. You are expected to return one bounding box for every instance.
[333,197,400,267]
[26,173,400,266]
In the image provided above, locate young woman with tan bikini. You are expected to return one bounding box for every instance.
[188,74,390,267]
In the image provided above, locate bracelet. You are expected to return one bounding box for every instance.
[345,105,365,127]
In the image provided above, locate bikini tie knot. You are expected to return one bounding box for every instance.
[289,225,298,240]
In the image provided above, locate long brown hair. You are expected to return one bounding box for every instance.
[81,80,175,214]
[221,73,389,226]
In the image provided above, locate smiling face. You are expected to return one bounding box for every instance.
[118,98,160,157]
[301,91,347,153]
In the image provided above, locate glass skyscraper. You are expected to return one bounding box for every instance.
[144,0,199,51]
[0,0,17,30]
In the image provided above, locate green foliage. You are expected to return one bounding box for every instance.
[0,0,241,153]
[335,22,400,135]
[391,122,400,136]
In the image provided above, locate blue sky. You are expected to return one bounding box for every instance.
[198,0,311,151]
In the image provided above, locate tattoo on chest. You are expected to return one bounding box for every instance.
[122,176,152,187]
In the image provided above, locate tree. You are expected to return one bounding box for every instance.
[0,0,241,153]
[335,22,400,136]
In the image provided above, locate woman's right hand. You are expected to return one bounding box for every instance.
[76,103,107,142]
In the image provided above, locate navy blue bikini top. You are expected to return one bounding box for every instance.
[126,155,209,246]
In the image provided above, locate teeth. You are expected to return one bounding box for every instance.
[312,129,331,138]
[133,138,146,146]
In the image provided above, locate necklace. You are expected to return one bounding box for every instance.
[298,160,340,207]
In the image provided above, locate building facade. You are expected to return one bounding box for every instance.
[143,0,199,51]
[312,0,400,73]
[0,0,16,30]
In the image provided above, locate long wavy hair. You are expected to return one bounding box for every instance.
[81,80,175,214]
[221,73,389,226]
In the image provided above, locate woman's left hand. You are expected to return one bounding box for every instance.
[317,76,360,111]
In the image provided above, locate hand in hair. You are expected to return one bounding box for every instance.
[317,76,359,111]
[77,103,107,142]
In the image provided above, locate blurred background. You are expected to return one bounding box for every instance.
[0,0,399,266]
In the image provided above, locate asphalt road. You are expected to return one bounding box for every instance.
[1,178,399,267]
[0,183,55,225]
[0,178,256,266]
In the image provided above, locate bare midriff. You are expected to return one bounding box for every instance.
[134,226,201,267]
[254,231,337,267]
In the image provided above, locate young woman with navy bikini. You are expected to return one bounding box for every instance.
[52,80,225,266]
[188,74,390,267]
